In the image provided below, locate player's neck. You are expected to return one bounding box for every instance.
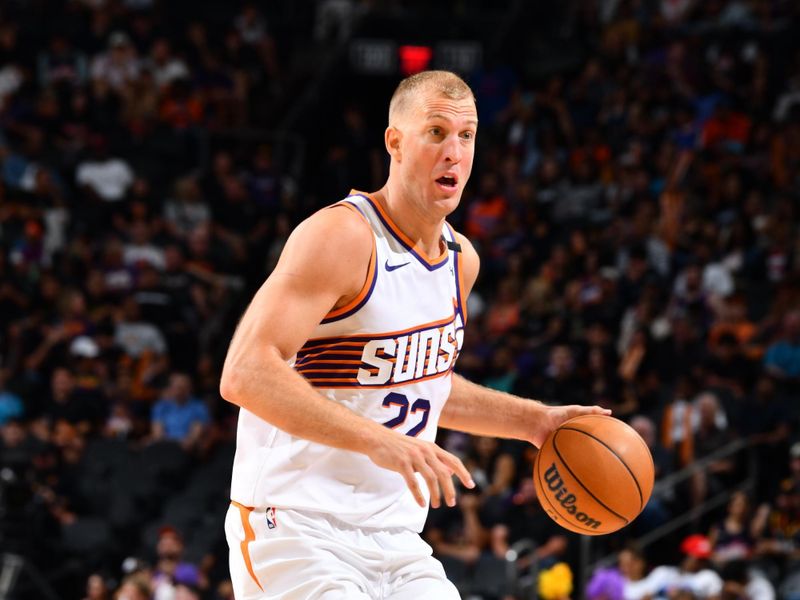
[373,185,446,259]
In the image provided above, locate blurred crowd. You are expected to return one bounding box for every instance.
[0,0,800,599]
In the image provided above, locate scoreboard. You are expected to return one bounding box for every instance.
[349,39,483,76]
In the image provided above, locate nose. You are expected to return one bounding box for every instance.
[443,134,463,164]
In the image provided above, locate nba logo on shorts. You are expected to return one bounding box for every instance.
[266,507,277,529]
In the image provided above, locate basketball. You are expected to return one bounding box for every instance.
[533,414,654,536]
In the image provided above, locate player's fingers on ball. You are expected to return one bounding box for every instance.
[402,468,425,507]
[439,450,475,489]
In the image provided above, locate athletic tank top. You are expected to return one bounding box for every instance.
[229,190,468,531]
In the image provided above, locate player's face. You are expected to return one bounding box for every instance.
[395,91,477,217]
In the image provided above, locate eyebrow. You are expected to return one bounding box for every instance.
[426,113,478,126]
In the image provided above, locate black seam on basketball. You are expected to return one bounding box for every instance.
[559,426,644,512]
[535,448,605,534]
[552,431,629,523]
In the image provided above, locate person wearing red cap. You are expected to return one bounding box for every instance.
[675,534,723,598]
[614,536,722,599]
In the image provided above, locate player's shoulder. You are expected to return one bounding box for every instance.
[273,200,374,293]
[291,201,374,256]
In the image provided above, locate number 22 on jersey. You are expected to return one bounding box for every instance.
[381,392,431,437]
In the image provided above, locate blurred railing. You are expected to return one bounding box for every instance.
[0,554,61,600]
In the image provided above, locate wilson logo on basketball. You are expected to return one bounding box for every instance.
[543,463,602,530]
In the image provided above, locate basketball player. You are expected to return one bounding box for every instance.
[221,70,610,599]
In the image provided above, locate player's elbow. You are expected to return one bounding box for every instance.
[219,367,243,406]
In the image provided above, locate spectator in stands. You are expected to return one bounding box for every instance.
[75,134,135,230]
[464,435,516,523]
[720,559,775,600]
[692,391,736,507]
[122,219,165,271]
[152,525,205,599]
[145,38,189,91]
[114,573,151,600]
[114,297,169,403]
[539,344,585,406]
[704,332,757,398]
[586,566,625,600]
[629,415,673,532]
[82,572,110,600]
[644,535,724,599]
[114,297,168,359]
[755,444,800,572]
[39,34,89,89]
[739,375,791,499]
[90,31,140,92]
[47,367,106,435]
[0,418,39,472]
[492,477,570,571]
[163,176,210,242]
[174,582,202,600]
[0,369,23,424]
[424,488,488,583]
[151,372,209,450]
[764,311,800,382]
[615,544,654,600]
[709,491,768,566]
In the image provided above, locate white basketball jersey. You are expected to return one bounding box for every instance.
[229,190,468,532]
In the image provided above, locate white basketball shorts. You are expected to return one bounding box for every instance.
[225,502,460,600]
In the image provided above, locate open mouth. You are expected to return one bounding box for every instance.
[435,175,458,190]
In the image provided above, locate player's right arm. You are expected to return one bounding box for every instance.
[219,205,472,508]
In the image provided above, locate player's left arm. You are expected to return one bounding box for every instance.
[439,232,610,448]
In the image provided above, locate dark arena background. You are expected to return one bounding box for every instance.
[1,1,800,599]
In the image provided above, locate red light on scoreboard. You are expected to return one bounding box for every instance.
[399,45,433,76]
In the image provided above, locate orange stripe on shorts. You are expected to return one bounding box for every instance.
[231,501,263,592]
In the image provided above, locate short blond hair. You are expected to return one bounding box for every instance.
[388,70,475,125]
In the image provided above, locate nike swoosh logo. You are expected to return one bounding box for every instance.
[384,260,410,272]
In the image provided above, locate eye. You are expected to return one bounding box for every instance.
[461,131,474,140]
[429,127,443,137]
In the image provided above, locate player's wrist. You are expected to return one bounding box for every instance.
[351,419,392,457]
[522,401,554,447]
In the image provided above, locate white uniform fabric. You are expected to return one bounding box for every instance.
[227,191,467,598]
[225,503,460,600]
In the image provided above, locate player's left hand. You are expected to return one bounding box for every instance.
[530,405,611,448]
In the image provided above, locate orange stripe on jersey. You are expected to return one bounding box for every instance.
[299,341,366,353]
[323,206,377,321]
[298,368,365,374]
[231,501,263,592]
[297,349,364,361]
[350,189,449,267]
[299,359,364,365]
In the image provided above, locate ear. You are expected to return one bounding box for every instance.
[385,126,402,162]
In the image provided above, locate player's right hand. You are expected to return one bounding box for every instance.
[366,430,474,509]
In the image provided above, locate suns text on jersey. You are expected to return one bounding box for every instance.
[357,314,465,385]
